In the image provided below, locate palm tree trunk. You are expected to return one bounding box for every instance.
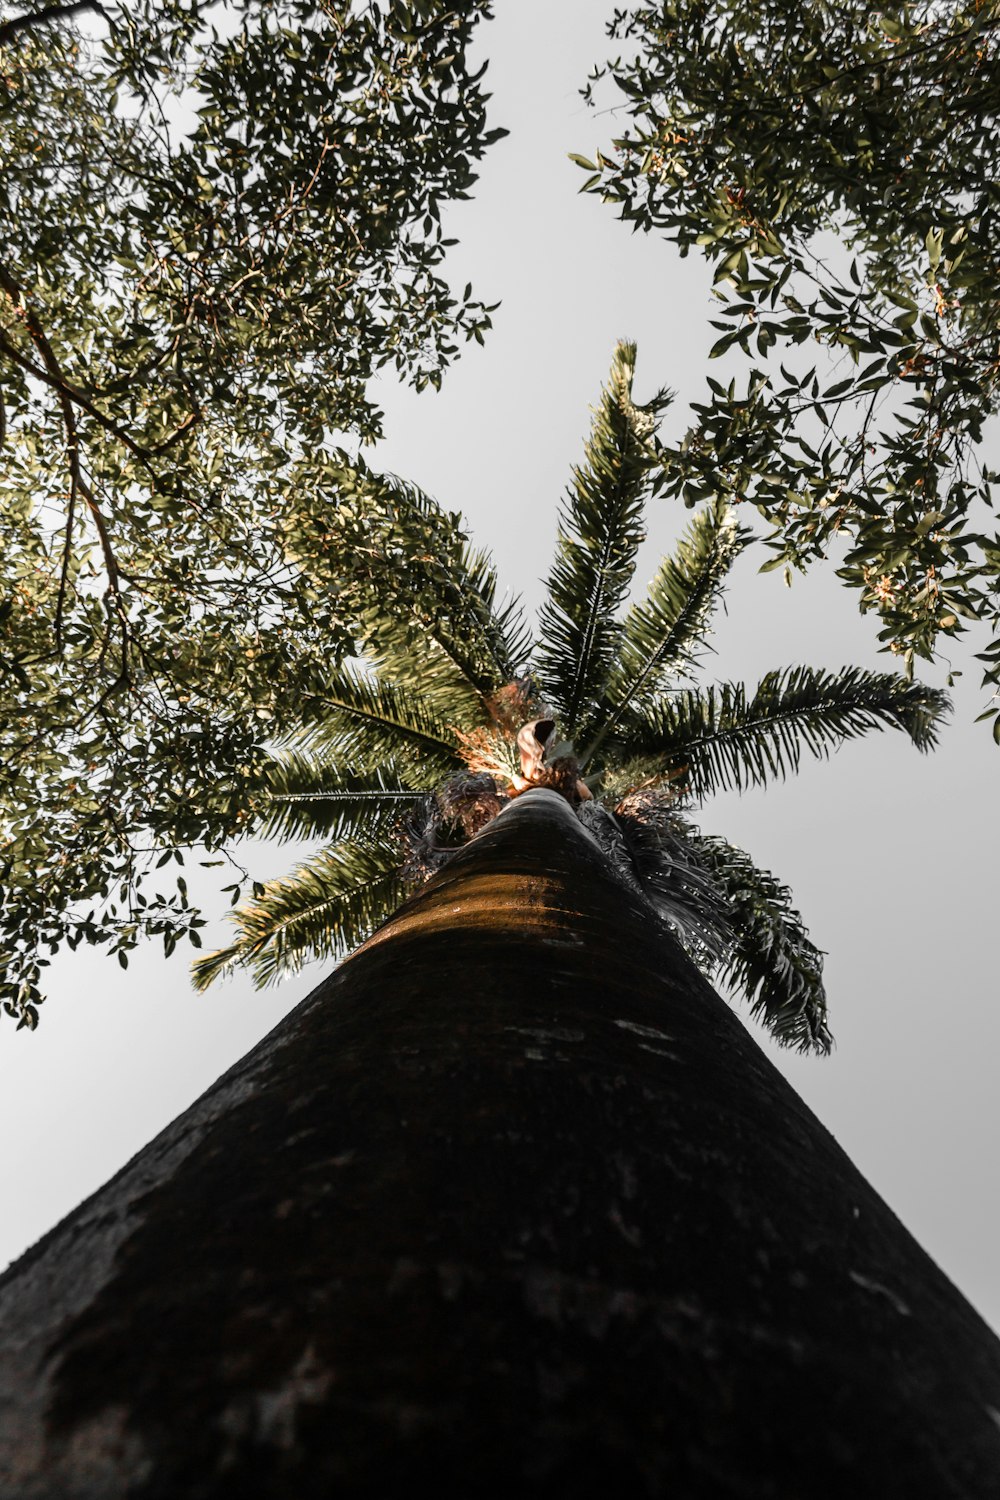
[1,788,998,1497]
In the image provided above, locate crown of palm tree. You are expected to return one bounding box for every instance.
[193,343,948,1054]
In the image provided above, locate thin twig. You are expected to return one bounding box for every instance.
[52,418,79,651]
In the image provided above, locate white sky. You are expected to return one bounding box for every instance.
[1,1,997,1338]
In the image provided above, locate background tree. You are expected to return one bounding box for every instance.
[195,343,947,1054]
[0,0,505,1027]
[578,1,1000,732]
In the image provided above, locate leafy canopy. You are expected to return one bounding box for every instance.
[196,343,947,1056]
[0,0,507,1028]
[578,0,1000,734]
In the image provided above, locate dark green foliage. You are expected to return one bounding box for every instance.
[301,667,464,781]
[195,345,946,1053]
[587,497,749,762]
[627,666,947,797]
[258,758,424,845]
[581,1,1000,733]
[536,342,672,742]
[286,460,532,714]
[688,832,831,1054]
[596,795,735,964]
[0,0,505,1025]
[190,839,406,993]
[610,798,829,1052]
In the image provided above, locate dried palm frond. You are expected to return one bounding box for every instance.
[401,772,508,881]
[484,677,541,734]
[517,754,589,804]
[452,723,523,785]
[586,790,734,963]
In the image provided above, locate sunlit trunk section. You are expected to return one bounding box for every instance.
[1,789,998,1496]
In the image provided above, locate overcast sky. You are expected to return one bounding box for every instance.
[1,1,997,1337]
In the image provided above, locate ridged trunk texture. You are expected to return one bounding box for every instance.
[1,789,998,1498]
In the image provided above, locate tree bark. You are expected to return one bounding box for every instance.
[1,788,998,1498]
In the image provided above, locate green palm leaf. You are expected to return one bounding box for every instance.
[192,838,406,991]
[259,754,423,843]
[372,472,531,698]
[626,667,948,797]
[302,664,462,780]
[684,830,831,1055]
[359,472,531,714]
[299,460,530,712]
[584,501,749,768]
[536,341,670,738]
[362,596,506,727]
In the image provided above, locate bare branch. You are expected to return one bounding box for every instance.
[0,1,100,43]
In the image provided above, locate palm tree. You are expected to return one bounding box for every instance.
[7,349,998,1499]
[194,342,945,1054]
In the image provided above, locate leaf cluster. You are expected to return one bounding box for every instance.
[0,0,507,1025]
[581,0,1000,732]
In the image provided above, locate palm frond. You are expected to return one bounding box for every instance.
[258,754,423,843]
[536,341,671,738]
[401,772,509,881]
[584,500,749,763]
[358,484,532,718]
[361,613,493,728]
[683,830,831,1055]
[192,838,406,991]
[373,472,532,697]
[299,459,530,710]
[302,664,463,780]
[580,794,734,962]
[626,667,949,798]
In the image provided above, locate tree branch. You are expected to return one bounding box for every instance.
[0,1,100,43]
[52,379,122,652]
[52,416,80,651]
[0,263,158,471]
[0,266,126,635]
